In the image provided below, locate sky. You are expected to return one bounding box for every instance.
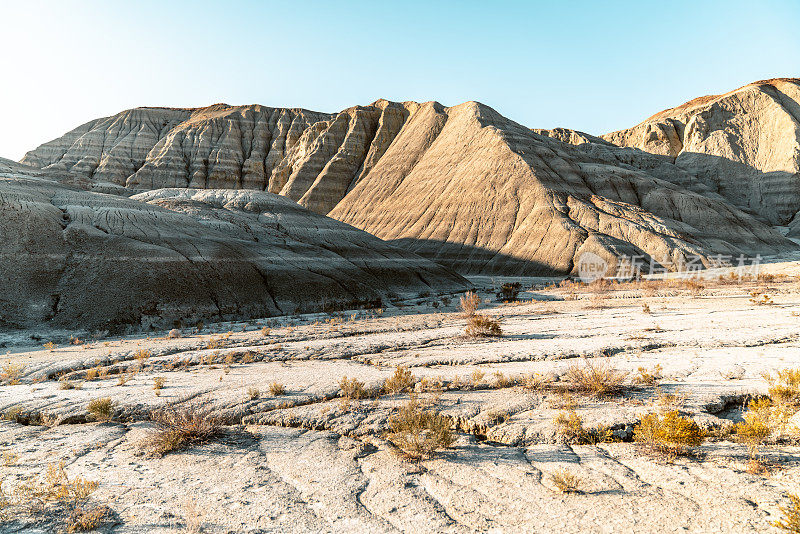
[1,0,799,160]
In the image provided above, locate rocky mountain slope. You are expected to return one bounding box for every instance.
[0,173,468,331]
[20,95,797,276]
[603,78,800,226]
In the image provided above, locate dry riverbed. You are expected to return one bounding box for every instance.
[1,275,800,533]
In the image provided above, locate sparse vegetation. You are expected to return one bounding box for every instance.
[383,366,415,394]
[153,376,166,394]
[387,399,453,460]
[141,406,222,457]
[550,468,582,494]
[634,411,704,458]
[0,461,109,531]
[1,362,25,385]
[459,291,481,316]
[247,387,261,400]
[750,291,774,305]
[465,314,503,337]
[268,382,286,396]
[563,360,627,397]
[633,364,663,386]
[497,282,522,302]
[554,410,610,444]
[87,398,113,422]
[773,493,800,533]
[339,376,368,400]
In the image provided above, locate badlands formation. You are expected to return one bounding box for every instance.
[21,97,797,276]
[0,79,799,533]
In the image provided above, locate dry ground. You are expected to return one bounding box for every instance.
[1,272,800,533]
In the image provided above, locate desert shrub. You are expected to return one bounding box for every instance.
[134,349,151,363]
[641,302,651,314]
[485,409,510,425]
[167,329,181,339]
[750,291,774,305]
[774,493,800,533]
[66,505,112,532]
[260,327,270,337]
[153,377,166,393]
[247,387,260,400]
[383,366,415,394]
[387,399,453,460]
[339,376,368,400]
[86,398,113,422]
[767,368,800,407]
[59,377,81,390]
[563,360,627,397]
[522,372,552,391]
[554,410,610,444]
[465,314,502,337]
[684,279,704,296]
[1,362,25,385]
[634,411,704,457]
[633,364,663,386]
[497,282,522,302]
[734,398,773,454]
[43,341,57,351]
[459,291,481,316]
[141,406,221,457]
[268,382,286,396]
[470,369,486,385]
[550,468,582,494]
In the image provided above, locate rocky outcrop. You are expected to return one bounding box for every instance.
[329,101,794,275]
[0,174,468,330]
[21,95,798,276]
[603,78,800,225]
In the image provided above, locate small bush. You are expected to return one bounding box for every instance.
[465,314,502,337]
[383,366,415,394]
[247,387,261,400]
[153,377,166,392]
[339,376,368,400]
[268,382,286,396]
[767,368,800,407]
[550,468,582,494]
[734,397,779,460]
[554,410,610,444]
[167,329,182,339]
[641,302,651,314]
[470,369,486,385]
[387,399,453,460]
[59,377,81,390]
[87,398,113,422]
[142,407,221,457]
[773,493,800,533]
[1,362,25,385]
[497,282,522,302]
[564,360,627,397]
[66,505,112,532]
[260,327,270,337]
[459,291,481,316]
[634,411,704,457]
[750,291,774,305]
[633,364,663,386]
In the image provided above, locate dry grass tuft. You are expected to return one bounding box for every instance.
[554,410,611,444]
[339,376,369,400]
[773,493,800,533]
[141,406,222,457]
[634,411,704,458]
[268,382,286,396]
[563,360,627,397]
[86,398,114,422]
[66,505,112,532]
[1,362,25,385]
[387,399,453,460]
[550,468,582,494]
[246,387,260,400]
[633,364,663,386]
[459,291,481,316]
[383,366,415,394]
[465,314,503,337]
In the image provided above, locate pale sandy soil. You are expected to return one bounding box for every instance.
[1,273,799,533]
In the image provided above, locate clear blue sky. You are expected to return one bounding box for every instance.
[2,0,799,160]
